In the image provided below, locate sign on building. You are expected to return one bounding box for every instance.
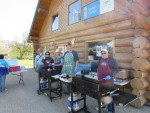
[82,0,114,20]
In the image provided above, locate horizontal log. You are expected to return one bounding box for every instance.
[132,89,145,96]
[30,36,39,40]
[133,48,149,58]
[53,39,72,46]
[115,47,133,53]
[40,19,133,44]
[129,2,149,16]
[74,48,85,53]
[115,37,134,47]
[115,0,130,14]
[133,71,148,78]
[130,96,147,107]
[132,58,150,71]
[39,15,132,41]
[133,37,150,49]
[134,29,149,38]
[39,29,134,46]
[76,29,134,42]
[115,53,133,63]
[54,20,132,42]
[118,62,132,69]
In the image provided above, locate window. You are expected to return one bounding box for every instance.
[87,40,114,61]
[52,15,59,31]
[57,45,67,55]
[69,0,81,24]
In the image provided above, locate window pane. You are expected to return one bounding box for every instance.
[52,15,59,31]
[87,40,114,61]
[69,0,81,24]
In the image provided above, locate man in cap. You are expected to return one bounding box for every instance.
[62,43,79,77]
[61,43,79,94]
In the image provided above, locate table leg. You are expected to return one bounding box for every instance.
[71,83,74,113]
[19,72,24,85]
[98,95,101,113]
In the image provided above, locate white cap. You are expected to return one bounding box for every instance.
[101,49,108,53]
[55,49,60,53]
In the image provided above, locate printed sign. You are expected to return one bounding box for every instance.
[82,0,100,20]
[100,0,114,14]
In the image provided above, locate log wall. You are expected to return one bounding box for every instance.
[30,0,150,104]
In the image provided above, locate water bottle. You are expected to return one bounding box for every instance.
[40,78,46,89]
[68,93,80,111]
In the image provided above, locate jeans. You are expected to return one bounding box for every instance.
[0,75,6,92]
[107,103,113,113]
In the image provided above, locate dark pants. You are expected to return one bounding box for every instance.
[62,82,70,93]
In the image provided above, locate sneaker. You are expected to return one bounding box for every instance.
[95,106,106,111]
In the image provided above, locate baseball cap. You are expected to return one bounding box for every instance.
[101,49,108,53]
[55,49,61,53]
[66,42,72,46]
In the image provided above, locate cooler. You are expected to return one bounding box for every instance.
[9,66,20,72]
[6,59,21,72]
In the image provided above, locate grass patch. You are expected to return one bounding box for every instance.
[18,59,33,67]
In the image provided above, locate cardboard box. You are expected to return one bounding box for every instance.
[116,69,129,79]
[9,66,20,72]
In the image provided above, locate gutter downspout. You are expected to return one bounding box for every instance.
[27,0,40,42]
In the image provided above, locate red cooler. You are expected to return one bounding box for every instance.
[9,66,20,72]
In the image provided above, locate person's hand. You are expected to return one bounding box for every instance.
[105,75,112,80]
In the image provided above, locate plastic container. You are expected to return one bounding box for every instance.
[40,78,46,89]
[68,93,80,111]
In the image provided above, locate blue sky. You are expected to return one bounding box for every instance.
[0,0,38,41]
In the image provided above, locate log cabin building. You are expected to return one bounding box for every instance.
[28,0,150,106]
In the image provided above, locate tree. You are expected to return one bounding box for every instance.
[11,33,33,59]
[0,37,12,54]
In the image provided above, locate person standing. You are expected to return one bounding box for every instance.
[97,49,118,113]
[0,54,9,92]
[34,48,44,72]
[42,51,54,68]
[61,43,79,77]
[61,43,79,94]
[54,49,63,65]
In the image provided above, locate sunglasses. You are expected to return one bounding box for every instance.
[101,52,107,55]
